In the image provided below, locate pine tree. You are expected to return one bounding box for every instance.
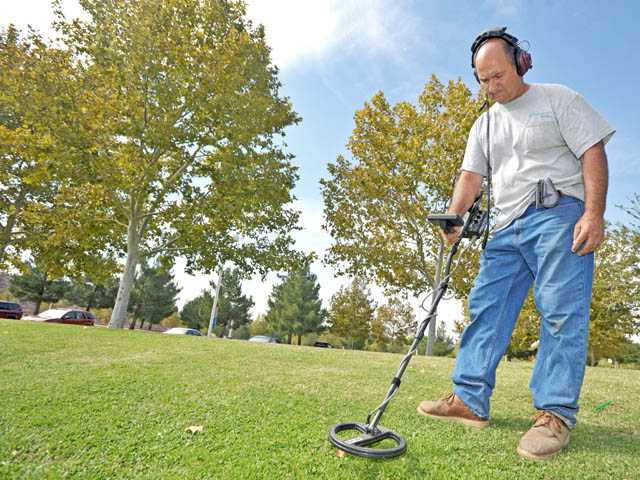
[9,263,69,314]
[180,290,213,332]
[265,265,326,345]
[128,261,180,329]
[64,277,119,311]
[215,268,254,339]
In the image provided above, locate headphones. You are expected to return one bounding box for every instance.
[471,26,532,82]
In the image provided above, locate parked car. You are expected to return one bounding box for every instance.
[0,301,23,319]
[25,308,96,326]
[163,327,202,336]
[313,341,333,348]
[249,335,280,344]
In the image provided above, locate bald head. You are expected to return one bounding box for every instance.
[474,38,527,104]
[474,38,516,74]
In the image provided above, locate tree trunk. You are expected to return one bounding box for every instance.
[287,332,292,344]
[109,216,141,328]
[425,248,443,356]
[129,318,136,330]
[297,334,302,345]
[0,188,27,265]
[426,319,436,356]
[34,271,46,315]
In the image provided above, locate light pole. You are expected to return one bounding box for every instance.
[206,234,239,338]
[207,265,223,337]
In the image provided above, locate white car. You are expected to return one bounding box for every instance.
[249,335,280,343]
[163,327,202,336]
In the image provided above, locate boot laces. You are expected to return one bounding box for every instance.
[533,411,566,433]
[442,392,456,404]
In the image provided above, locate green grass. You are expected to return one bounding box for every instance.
[1,320,639,479]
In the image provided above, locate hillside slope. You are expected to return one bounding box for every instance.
[1,320,638,479]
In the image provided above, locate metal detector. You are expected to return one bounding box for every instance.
[328,196,488,459]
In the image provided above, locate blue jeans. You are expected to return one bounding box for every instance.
[452,195,594,428]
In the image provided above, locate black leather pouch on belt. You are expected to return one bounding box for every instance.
[535,177,561,209]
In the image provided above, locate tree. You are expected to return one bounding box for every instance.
[249,314,271,337]
[128,261,180,329]
[0,25,64,266]
[373,296,417,352]
[181,290,214,332]
[321,76,484,354]
[160,313,184,329]
[431,321,455,357]
[620,193,640,228]
[586,225,640,363]
[618,340,640,365]
[0,24,120,280]
[64,276,119,311]
[369,315,390,351]
[52,0,305,328]
[180,268,255,337]
[327,279,375,350]
[265,264,326,345]
[214,267,255,339]
[9,263,69,314]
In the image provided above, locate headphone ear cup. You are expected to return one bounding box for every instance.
[515,48,532,76]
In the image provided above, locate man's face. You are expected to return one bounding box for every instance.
[474,39,524,104]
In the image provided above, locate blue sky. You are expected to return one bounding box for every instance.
[267,0,639,217]
[4,1,640,323]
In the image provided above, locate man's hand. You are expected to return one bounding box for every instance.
[440,171,483,245]
[440,226,461,245]
[572,213,605,256]
[574,141,608,256]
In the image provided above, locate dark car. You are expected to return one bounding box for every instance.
[25,308,96,326]
[313,341,333,348]
[0,301,23,319]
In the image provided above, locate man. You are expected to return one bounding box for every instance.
[417,27,615,460]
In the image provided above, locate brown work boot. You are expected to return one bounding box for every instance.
[417,393,489,429]
[517,411,570,461]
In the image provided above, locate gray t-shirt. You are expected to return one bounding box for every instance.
[462,83,615,231]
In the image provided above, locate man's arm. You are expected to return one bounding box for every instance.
[441,170,483,244]
[572,141,608,256]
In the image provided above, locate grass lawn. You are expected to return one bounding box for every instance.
[1,320,639,479]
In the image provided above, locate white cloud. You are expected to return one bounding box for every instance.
[5,1,422,74]
[245,0,422,70]
[483,0,523,17]
[2,0,87,39]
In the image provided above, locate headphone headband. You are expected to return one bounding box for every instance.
[470,26,532,79]
[470,27,520,68]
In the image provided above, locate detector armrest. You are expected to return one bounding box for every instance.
[427,214,464,233]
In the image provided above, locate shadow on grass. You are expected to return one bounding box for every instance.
[492,415,640,455]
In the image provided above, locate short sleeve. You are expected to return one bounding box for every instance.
[461,116,488,176]
[555,91,615,160]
